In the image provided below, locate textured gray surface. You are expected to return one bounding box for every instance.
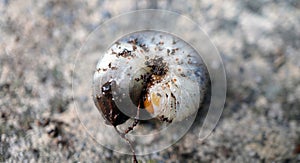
[1,0,300,162]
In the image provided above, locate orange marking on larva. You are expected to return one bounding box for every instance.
[151,93,161,107]
[144,95,154,114]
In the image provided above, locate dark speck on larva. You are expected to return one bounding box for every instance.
[132,45,137,51]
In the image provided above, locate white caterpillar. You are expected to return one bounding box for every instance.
[93,31,209,126]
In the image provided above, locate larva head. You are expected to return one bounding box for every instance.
[93,80,129,126]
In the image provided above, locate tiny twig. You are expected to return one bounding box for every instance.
[125,103,140,134]
[114,104,141,163]
[114,126,138,163]
[125,119,139,134]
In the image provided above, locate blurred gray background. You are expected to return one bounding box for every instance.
[0,0,300,162]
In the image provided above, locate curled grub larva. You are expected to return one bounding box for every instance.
[93,31,209,162]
